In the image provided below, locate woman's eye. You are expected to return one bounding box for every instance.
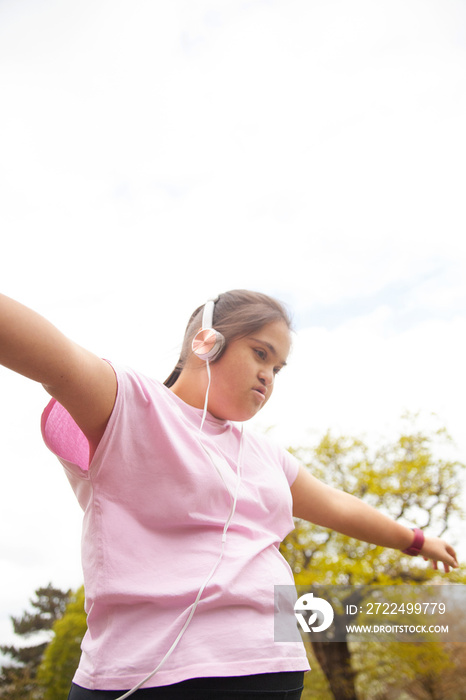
[254,349,266,360]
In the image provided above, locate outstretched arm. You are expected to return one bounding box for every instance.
[0,293,117,452]
[290,465,458,572]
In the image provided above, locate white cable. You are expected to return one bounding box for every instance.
[222,425,243,542]
[114,538,227,699]
[199,358,211,433]
[114,363,244,699]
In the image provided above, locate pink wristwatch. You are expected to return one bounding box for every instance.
[402,527,425,556]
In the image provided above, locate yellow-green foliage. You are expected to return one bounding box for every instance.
[37,587,87,700]
[280,415,466,700]
[282,415,464,587]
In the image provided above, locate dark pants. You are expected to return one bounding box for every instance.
[68,672,304,700]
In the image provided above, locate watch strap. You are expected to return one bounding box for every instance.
[402,527,425,556]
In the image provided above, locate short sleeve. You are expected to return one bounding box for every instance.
[280,447,301,487]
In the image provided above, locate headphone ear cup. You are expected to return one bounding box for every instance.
[192,328,225,361]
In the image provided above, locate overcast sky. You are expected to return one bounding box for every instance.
[1,0,466,649]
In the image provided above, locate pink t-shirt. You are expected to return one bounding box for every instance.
[41,364,310,690]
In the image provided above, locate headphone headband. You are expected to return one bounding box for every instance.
[202,299,215,329]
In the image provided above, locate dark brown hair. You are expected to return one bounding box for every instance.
[164,289,293,388]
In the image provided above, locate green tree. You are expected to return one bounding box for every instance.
[281,415,466,700]
[37,586,87,700]
[0,584,71,699]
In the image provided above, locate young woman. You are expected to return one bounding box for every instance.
[0,290,458,700]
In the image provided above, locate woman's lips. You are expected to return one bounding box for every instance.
[252,386,266,401]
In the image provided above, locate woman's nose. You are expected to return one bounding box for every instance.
[259,369,274,387]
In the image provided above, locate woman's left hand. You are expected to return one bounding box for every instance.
[421,536,459,572]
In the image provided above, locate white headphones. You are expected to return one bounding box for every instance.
[191,299,225,361]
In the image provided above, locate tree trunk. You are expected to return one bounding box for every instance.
[312,640,358,700]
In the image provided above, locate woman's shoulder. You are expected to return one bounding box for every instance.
[245,427,301,481]
[112,363,208,426]
[111,363,169,401]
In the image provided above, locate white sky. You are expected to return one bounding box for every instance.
[1,0,466,649]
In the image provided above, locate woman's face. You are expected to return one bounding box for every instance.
[207,320,291,421]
